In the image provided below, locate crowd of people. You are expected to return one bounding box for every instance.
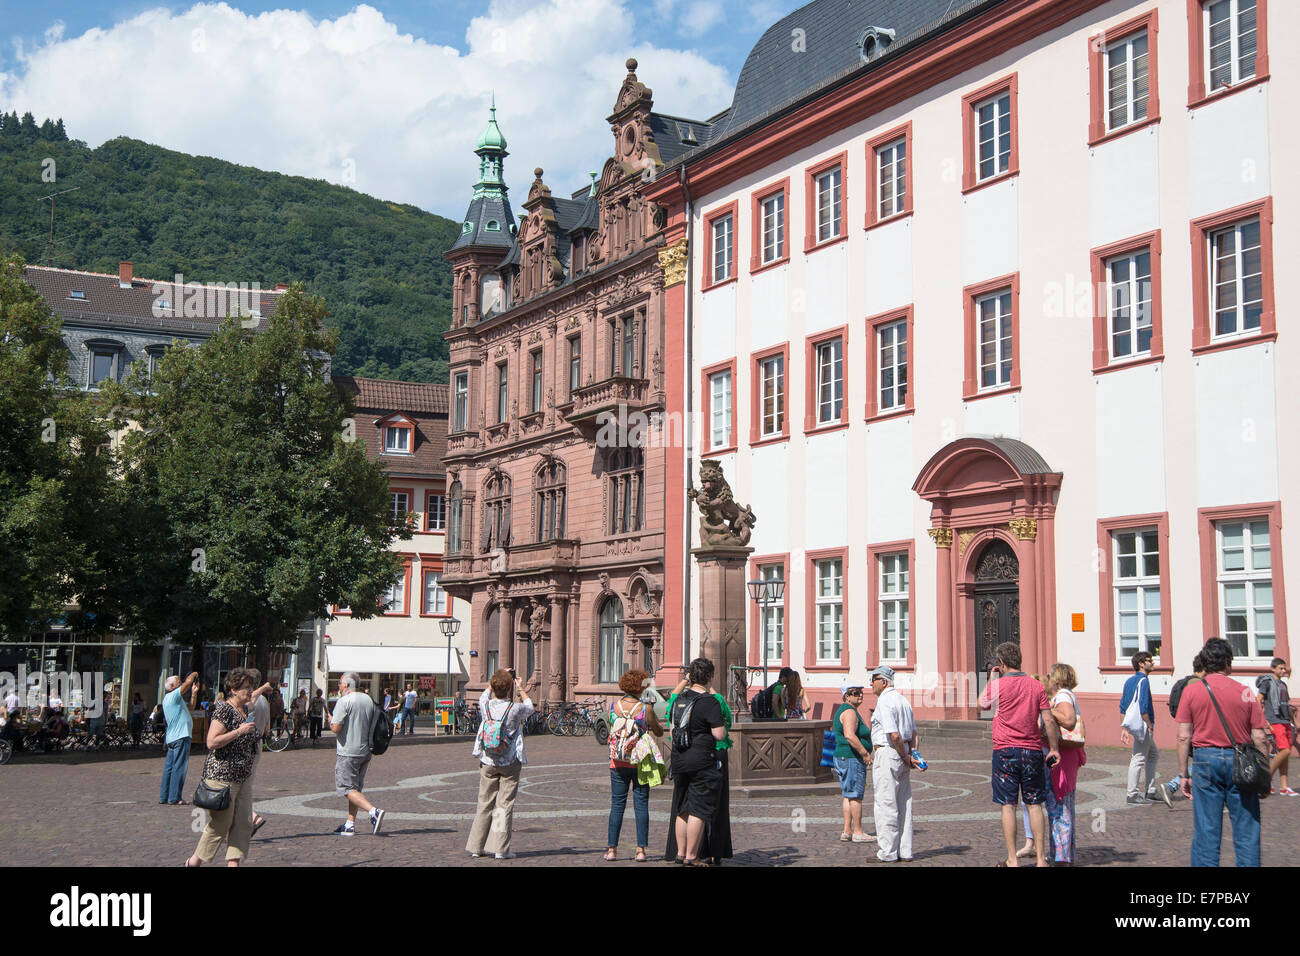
[126,640,1295,867]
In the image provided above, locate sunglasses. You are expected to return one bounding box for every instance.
[846,688,864,696]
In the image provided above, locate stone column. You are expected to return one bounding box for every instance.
[1010,518,1039,676]
[692,546,753,707]
[549,597,567,703]
[928,528,954,715]
[498,599,514,673]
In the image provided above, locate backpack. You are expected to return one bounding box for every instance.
[477,699,515,757]
[609,701,645,764]
[670,694,697,752]
[1168,675,1199,719]
[369,697,392,755]
[749,683,778,720]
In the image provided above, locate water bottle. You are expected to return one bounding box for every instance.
[910,748,928,770]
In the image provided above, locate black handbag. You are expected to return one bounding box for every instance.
[1202,680,1271,798]
[193,778,231,812]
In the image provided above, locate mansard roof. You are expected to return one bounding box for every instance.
[449,193,517,253]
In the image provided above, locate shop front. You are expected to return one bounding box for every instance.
[324,644,467,713]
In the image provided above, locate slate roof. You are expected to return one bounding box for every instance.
[333,375,450,480]
[24,264,284,336]
[449,193,517,253]
[979,436,1056,475]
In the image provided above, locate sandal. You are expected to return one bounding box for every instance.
[687,858,711,867]
[635,849,648,863]
[184,856,200,868]
[839,833,851,842]
[603,848,617,861]
[251,816,267,837]
[673,856,686,865]
[1015,844,1035,859]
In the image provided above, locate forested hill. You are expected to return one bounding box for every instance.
[0,112,458,383]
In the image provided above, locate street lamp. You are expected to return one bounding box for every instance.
[747,577,785,701]
[439,617,461,701]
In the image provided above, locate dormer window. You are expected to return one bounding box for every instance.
[462,222,472,233]
[83,339,125,390]
[383,425,411,453]
[486,220,501,231]
[69,290,86,300]
[859,26,896,62]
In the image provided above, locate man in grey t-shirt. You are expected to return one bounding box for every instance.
[327,672,385,836]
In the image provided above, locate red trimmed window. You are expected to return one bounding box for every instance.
[1190,198,1275,353]
[390,487,414,527]
[867,541,915,670]
[381,558,413,616]
[702,358,736,455]
[1090,230,1164,372]
[865,306,914,421]
[1097,515,1171,670]
[1187,0,1269,107]
[1198,502,1287,666]
[425,490,447,533]
[805,326,848,432]
[865,122,913,229]
[962,274,1020,399]
[806,548,849,670]
[750,178,791,273]
[380,416,414,455]
[1089,10,1161,146]
[420,563,449,616]
[961,73,1019,193]
[750,343,789,444]
[748,555,790,668]
[804,152,847,251]
[703,201,738,291]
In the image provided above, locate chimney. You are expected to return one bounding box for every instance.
[274,283,289,292]
[118,261,133,288]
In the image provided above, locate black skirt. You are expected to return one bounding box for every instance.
[663,748,733,861]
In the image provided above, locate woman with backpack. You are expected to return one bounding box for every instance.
[663,658,727,866]
[605,668,665,862]
[466,669,536,860]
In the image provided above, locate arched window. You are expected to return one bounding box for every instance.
[482,472,512,552]
[599,596,624,684]
[484,604,500,677]
[536,459,566,542]
[607,447,643,535]
[447,481,463,553]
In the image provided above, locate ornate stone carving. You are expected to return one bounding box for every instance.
[958,530,977,555]
[495,344,506,357]
[688,459,756,548]
[566,315,580,329]
[529,599,547,641]
[657,238,688,288]
[1008,518,1038,541]
[606,537,641,556]
[649,201,667,232]
[599,572,611,593]
[528,330,542,345]
[975,541,1020,582]
[927,527,953,549]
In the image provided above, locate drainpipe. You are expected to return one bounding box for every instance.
[679,165,694,669]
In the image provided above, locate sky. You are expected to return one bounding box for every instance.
[0,0,794,219]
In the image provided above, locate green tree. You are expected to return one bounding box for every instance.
[0,255,118,638]
[108,286,409,673]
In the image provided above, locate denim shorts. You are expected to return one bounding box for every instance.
[833,756,867,799]
[991,747,1047,805]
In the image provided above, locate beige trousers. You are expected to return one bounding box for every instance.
[466,761,522,856]
[194,776,254,863]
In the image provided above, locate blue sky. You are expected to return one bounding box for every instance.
[0,1,794,216]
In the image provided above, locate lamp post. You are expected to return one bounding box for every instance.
[439,616,461,701]
[746,577,785,701]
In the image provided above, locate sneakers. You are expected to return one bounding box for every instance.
[333,823,355,835]
[370,808,385,835]
[1279,788,1299,796]
[494,851,516,859]
[1158,782,1174,808]
[1125,794,1149,806]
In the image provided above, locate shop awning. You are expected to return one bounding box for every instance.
[325,645,465,676]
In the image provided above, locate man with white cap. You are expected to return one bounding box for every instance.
[869,665,919,862]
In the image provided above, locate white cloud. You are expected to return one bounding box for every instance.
[680,1,726,36]
[0,1,734,218]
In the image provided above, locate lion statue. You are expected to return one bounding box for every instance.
[688,459,756,548]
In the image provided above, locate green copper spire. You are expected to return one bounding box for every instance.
[473,95,508,198]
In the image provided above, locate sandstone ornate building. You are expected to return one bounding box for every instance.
[442,67,691,701]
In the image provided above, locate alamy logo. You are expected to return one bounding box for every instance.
[0,667,106,716]
[49,886,151,936]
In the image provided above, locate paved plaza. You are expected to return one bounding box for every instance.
[2,734,1297,867]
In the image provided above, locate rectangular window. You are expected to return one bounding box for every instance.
[426,493,446,532]
[89,351,115,387]
[815,558,843,662]
[1205,0,1258,92]
[1107,32,1150,131]
[383,426,410,453]
[496,363,508,423]
[530,350,543,413]
[423,571,447,615]
[383,570,406,614]
[878,552,910,662]
[877,137,907,220]
[712,214,733,283]
[1113,528,1162,660]
[390,492,409,521]
[976,290,1014,391]
[568,337,581,396]
[1209,218,1263,338]
[760,563,785,661]
[709,369,732,450]
[816,167,842,242]
[761,193,785,264]
[758,354,784,438]
[877,319,908,412]
[621,316,636,376]
[975,92,1012,183]
[453,372,469,431]
[1216,518,1273,659]
[815,338,843,425]
[1107,249,1154,359]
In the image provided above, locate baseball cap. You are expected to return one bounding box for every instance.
[868,665,896,684]
[840,680,864,696]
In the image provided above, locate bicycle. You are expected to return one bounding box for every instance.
[0,738,11,765]
[264,716,293,753]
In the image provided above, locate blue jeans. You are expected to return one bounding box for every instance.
[159,738,191,804]
[608,766,649,848]
[403,707,415,734]
[1190,746,1261,867]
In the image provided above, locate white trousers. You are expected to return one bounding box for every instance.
[871,748,913,862]
[1127,731,1159,797]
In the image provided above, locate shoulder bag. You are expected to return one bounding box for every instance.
[1058,689,1086,748]
[193,778,231,812]
[1202,679,1271,798]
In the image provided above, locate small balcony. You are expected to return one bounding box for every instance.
[439,539,580,583]
[443,429,478,464]
[565,376,650,441]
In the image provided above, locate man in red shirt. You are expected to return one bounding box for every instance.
[1175,637,1270,867]
[979,641,1061,868]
